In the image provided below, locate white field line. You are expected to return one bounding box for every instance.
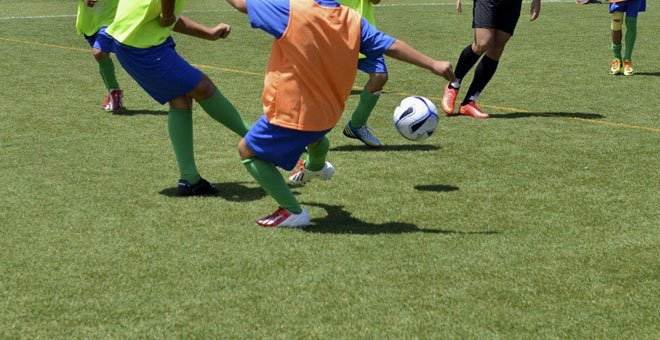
[0,0,577,20]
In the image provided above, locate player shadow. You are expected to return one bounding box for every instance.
[113,109,168,116]
[489,111,605,119]
[634,72,660,77]
[304,202,498,235]
[159,181,267,202]
[331,144,439,152]
[415,184,460,192]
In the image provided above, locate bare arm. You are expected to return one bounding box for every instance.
[225,0,248,14]
[530,0,541,21]
[160,0,177,27]
[173,16,231,41]
[384,40,455,81]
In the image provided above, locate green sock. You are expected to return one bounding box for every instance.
[98,56,119,90]
[242,158,302,214]
[623,16,637,61]
[350,89,381,128]
[305,137,329,172]
[197,89,250,137]
[612,43,622,60]
[168,109,201,183]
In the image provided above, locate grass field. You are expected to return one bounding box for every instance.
[1,0,658,338]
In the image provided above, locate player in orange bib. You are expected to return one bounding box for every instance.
[224,0,455,228]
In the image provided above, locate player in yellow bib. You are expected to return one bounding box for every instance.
[76,0,123,112]
[102,0,251,196]
[339,0,388,148]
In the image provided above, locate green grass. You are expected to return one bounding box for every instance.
[1,0,658,338]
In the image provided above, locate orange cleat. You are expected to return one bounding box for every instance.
[441,84,458,115]
[622,60,634,76]
[458,102,490,119]
[610,59,623,75]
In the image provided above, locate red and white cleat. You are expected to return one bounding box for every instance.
[256,207,310,228]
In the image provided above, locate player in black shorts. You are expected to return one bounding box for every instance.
[441,0,541,118]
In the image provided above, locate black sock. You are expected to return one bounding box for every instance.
[451,44,481,89]
[461,55,499,106]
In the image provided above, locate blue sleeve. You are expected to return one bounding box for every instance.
[246,0,290,39]
[359,18,396,58]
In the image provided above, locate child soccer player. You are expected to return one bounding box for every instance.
[609,0,646,76]
[76,0,123,112]
[440,0,541,118]
[224,0,455,228]
[340,0,387,148]
[101,0,251,196]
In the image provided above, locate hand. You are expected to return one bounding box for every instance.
[432,61,455,81]
[85,0,98,7]
[455,0,462,14]
[209,23,231,40]
[159,13,177,27]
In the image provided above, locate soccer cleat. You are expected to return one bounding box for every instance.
[256,207,310,228]
[458,101,490,119]
[441,84,458,115]
[101,93,111,110]
[177,178,218,196]
[342,122,382,148]
[610,59,623,75]
[105,89,124,112]
[288,161,335,186]
[623,60,634,76]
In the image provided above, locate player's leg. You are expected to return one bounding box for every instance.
[621,1,643,76]
[188,74,250,137]
[87,27,122,111]
[167,95,217,196]
[239,116,327,227]
[610,10,624,75]
[456,28,500,119]
[442,0,494,115]
[343,57,388,148]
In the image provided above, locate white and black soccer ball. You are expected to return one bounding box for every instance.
[393,96,439,141]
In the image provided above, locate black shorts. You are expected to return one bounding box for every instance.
[472,0,522,36]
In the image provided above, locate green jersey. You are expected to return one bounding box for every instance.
[76,0,118,36]
[105,0,186,48]
[340,0,376,59]
[339,0,376,25]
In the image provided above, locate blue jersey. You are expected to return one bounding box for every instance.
[246,0,396,59]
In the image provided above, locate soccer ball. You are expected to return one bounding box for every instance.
[392,96,439,141]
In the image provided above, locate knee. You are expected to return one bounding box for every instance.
[611,12,624,31]
[191,75,216,100]
[93,49,107,62]
[369,72,388,89]
[238,138,254,160]
[471,41,490,55]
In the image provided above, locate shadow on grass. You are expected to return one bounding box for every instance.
[489,111,605,119]
[415,184,459,192]
[113,109,168,116]
[634,72,660,77]
[159,181,267,202]
[304,203,498,235]
[331,144,439,152]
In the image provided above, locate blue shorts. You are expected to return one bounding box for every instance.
[358,55,387,74]
[107,35,203,104]
[83,26,113,52]
[245,115,329,170]
[610,0,646,17]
